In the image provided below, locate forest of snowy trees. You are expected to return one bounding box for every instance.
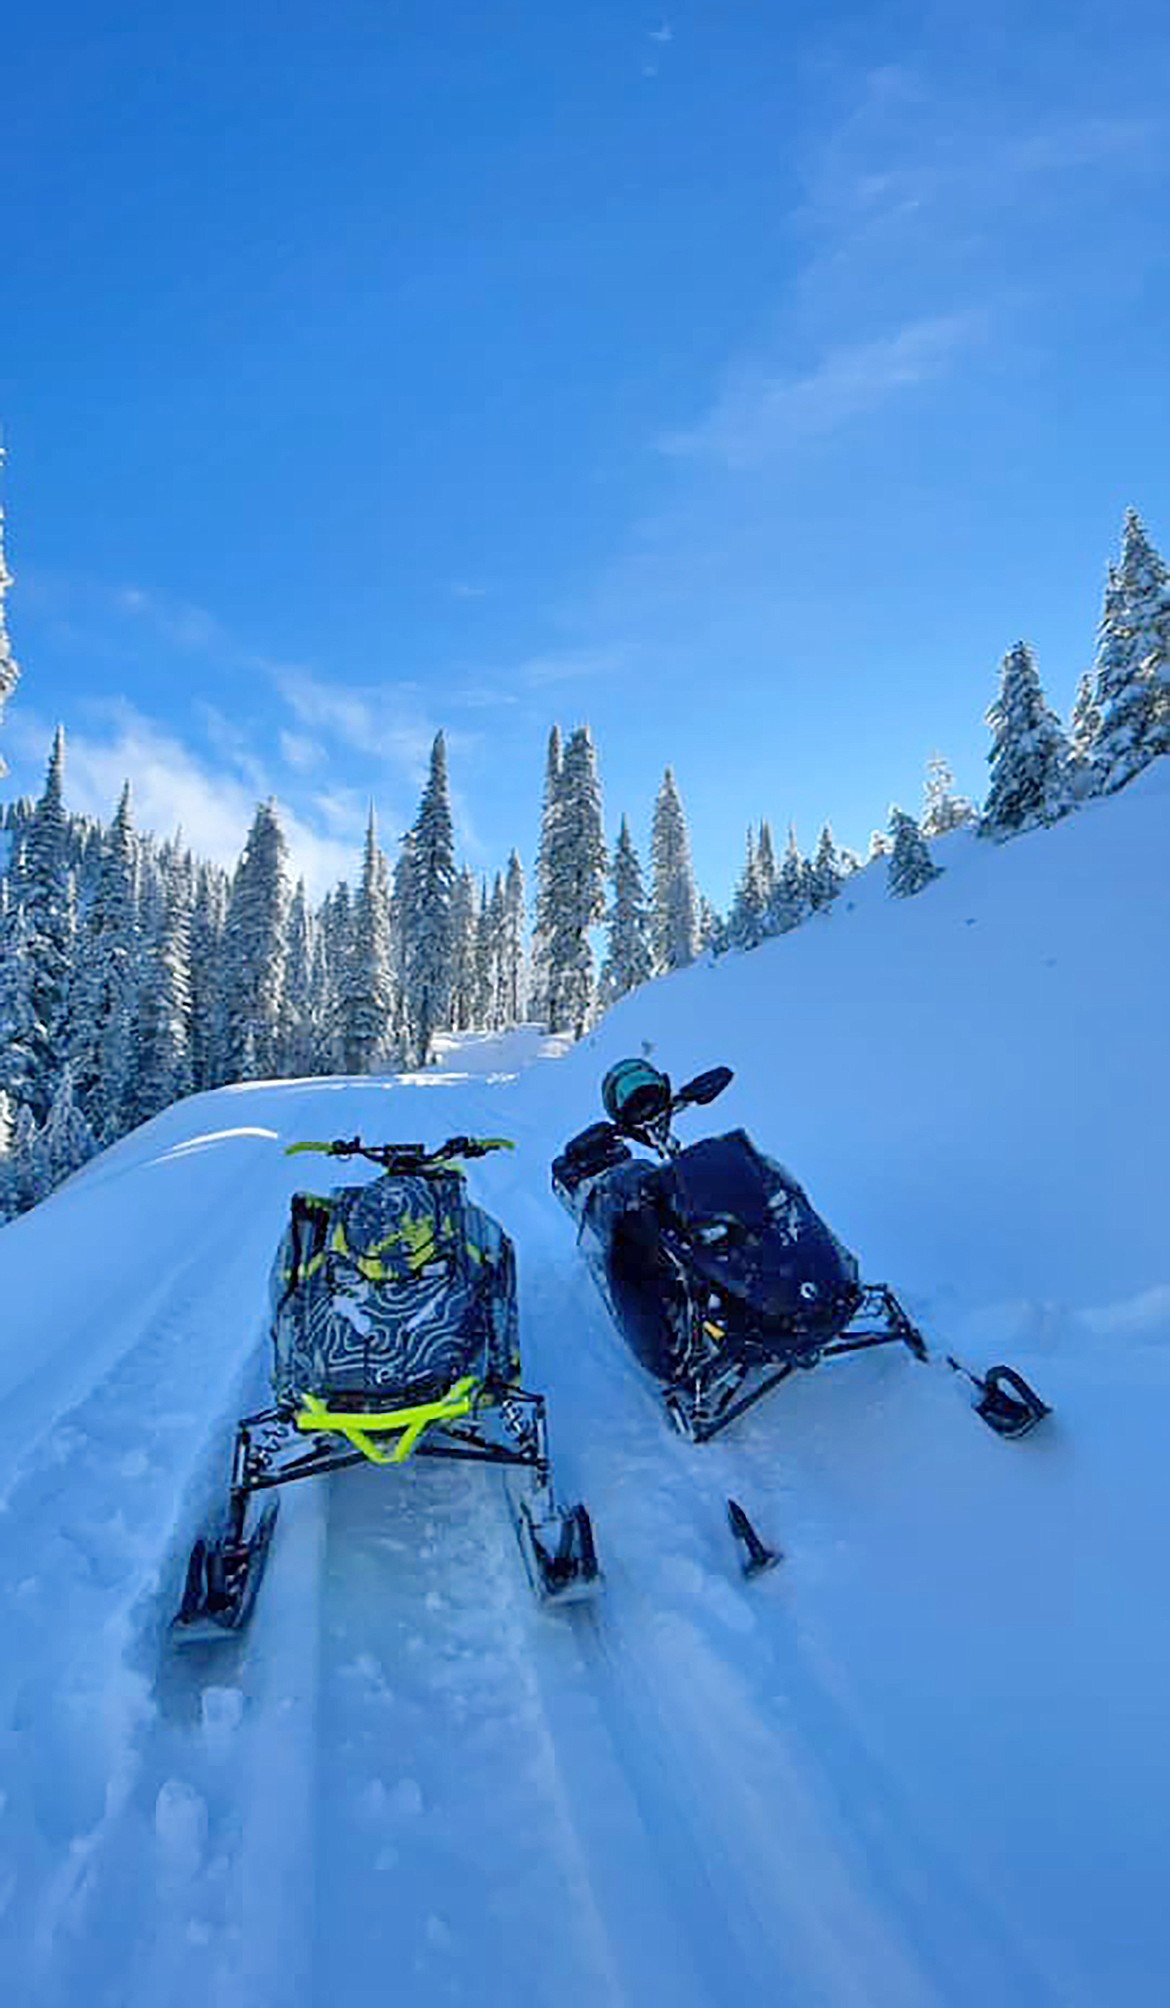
[0,500,1167,1220]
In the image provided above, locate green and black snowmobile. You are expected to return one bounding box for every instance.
[174,1135,599,1640]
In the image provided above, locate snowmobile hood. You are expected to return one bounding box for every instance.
[651,1131,860,1325]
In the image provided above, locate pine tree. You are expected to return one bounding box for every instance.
[280,878,316,1077]
[650,768,699,974]
[887,807,942,897]
[546,726,607,1037]
[19,728,74,1122]
[756,821,778,906]
[1091,510,1170,792]
[529,726,563,1024]
[728,828,767,951]
[71,781,139,1139]
[981,642,1072,838]
[487,872,508,1030]
[132,845,194,1122]
[600,815,654,1004]
[921,754,975,837]
[340,810,393,1072]
[1068,671,1103,801]
[472,879,494,1028]
[448,868,478,1033]
[698,894,726,957]
[38,1064,97,1189]
[402,732,456,1066]
[189,861,229,1088]
[807,824,843,913]
[0,447,19,775]
[222,800,291,1079]
[767,825,807,935]
[501,851,526,1027]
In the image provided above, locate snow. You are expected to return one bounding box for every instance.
[0,766,1167,2004]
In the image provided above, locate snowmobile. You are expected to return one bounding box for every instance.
[174,1134,599,1640]
[552,1059,1050,1446]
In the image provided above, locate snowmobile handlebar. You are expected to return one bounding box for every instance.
[285,1136,515,1173]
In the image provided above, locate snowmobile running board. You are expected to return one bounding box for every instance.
[665,1286,1049,1445]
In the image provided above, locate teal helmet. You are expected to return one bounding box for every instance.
[602,1057,672,1130]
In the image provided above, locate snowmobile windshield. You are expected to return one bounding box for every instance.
[655,1131,784,1237]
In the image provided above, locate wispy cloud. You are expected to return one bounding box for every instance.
[518,643,636,688]
[659,313,984,466]
[14,699,356,898]
[449,580,489,600]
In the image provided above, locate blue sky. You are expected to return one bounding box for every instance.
[2,0,1169,905]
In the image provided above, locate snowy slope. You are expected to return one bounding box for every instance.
[0,768,1167,2007]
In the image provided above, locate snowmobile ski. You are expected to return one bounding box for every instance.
[173,1499,279,1644]
[727,1497,780,1578]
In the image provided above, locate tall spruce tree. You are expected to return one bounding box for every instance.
[728,828,767,951]
[19,728,74,1122]
[70,781,138,1139]
[767,825,807,935]
[921,754,975,836]
[545,725,607,1037]
[502,851,526,1027]
[341,809,393,1072]
[650,768,699,974]
[222,800,291,1080]
[402,732,456,1066]
[529,725,563,1023]
[448,867,478,1033]
[1091,510,1170,792]
[132,843,194,1122]
[887,807,942,897]
[600,815,654,1004]
[981,642,1071,838]
[807,824,843,913]
[281,877,317,1077]
[1068,671,1104,800]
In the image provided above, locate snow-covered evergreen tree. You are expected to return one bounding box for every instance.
[38,1063,97,1190]
[19,728,74,1122]
[529,726,562,1025]
[222,800,290,1080]
[1091,510,1170,792]
[1067,671,1103,801]
[807,823,843,913]
[131,844,193,1123]
[448,867,478,1033]
[981,642,1072,839]
[189,861,229,1088]
[756,821,777,907]
[545,726,607,1037]
[0,445,19,773]
[401,732,456,1066]
[767,825,806,935]
[501,851,526,1027]
[600,814,654,1004]
[887,807,942,897]
[340,810,393,1072]
[698,894,726,957]
[921,754,975,837]
[487,872,507,1030]
[650,768,699,974]
[70,781,139,1139]
[728,828,767,951]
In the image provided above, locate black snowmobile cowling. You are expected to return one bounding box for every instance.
[552,1059,1051,1447]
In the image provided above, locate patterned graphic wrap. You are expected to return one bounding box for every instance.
[269,1169,519,1408]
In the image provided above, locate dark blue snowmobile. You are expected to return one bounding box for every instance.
[175,1135,599,1640]
[553,1060,1049,1445]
